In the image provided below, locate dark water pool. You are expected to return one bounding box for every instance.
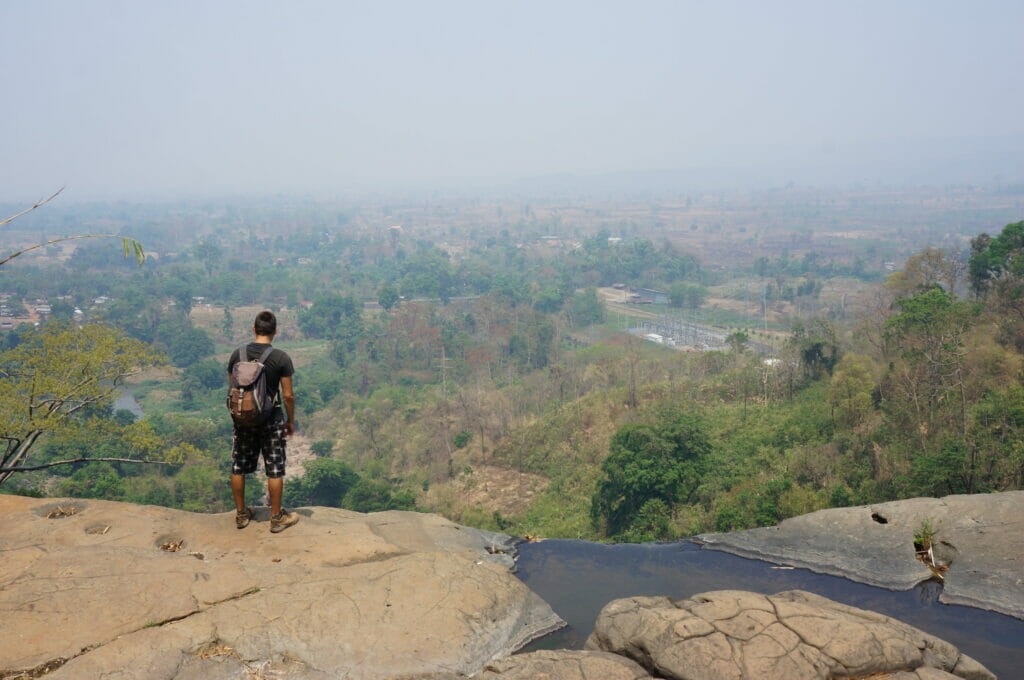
[514,539,1024,679]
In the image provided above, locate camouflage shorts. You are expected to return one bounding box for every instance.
[231,416,287,478]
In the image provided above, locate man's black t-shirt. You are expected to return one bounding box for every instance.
[227,343,295,409]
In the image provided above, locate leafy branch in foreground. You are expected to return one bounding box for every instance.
[0,187,145,268]
[0,322,167,485]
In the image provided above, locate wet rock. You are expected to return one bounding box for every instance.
[0,495,563,679]
[697,491,1024,620]
[586,589,995,680]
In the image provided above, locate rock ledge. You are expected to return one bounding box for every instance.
[0,495,564,680]
[697,491,1024,620]
[586,589,995,680]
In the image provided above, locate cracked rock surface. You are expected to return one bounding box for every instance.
[585,589,996,680]
[697,491,1024,620]
[387,650,653,680]
[0,495,563,679]
[478,649,652,679]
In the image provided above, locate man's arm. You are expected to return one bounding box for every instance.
[280,375,296,436]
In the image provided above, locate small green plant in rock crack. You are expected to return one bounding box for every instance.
[914,518,939,552]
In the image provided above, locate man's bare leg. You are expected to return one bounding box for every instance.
[231,474,247,513]
[268,477,283,517]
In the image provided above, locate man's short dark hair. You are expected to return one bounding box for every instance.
[254,310,277,336]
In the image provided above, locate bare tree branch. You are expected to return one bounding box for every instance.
[0,187,64,228]
[0,457,174,473]
[0,188,146,268]
[61,391,114,417]
[0,436,21,469]
[0,234,145,267]
[0,430,43,485]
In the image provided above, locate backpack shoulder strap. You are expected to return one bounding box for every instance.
[257,346,275,364]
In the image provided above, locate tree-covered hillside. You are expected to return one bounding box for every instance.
[3,197,1023,544]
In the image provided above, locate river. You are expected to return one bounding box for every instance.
[515,539,1024,679]
[113,388,144,417]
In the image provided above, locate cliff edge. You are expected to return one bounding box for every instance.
[697,491,1024,620]
[0,495,564,679]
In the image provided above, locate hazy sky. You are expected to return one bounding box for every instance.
[2,1,1023,200]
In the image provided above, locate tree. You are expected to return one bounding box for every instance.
[685,284,708,309]
[161,322,215,367]
[616,498,675,542]
[343,477,416,512]
[907,439,972,497]
[828,354,875,429]
[298,293,364,343]
[58,462,126,500]
[967,385,1024,491]
[310,440,334,456]
[283,458,360,507]
[789,319,840,380]
[967,221,1024,349]
[48,299,75,321]
[398,248,454,301]
[884,248,962,306]
[163,275,195,316]
[881,287,979,480]
[568,288,605,327]
[378,284,400,311]
[968,220,1024,295]
[668,282,688,308]
[752,479,791,527]
[39,417,164,475]
[184,358,224,390]
[173,464,233,512]
[0,322,166,485]
[725,330,750,353]
[591,411,710,538]
[101,288,164,343]
[179,374,203,410]
[532,287,564,313]
[669,282,708,310]
[221,306,234,338]
[191,236,223,276]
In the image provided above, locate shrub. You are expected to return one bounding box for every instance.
[310,440,334,457]
[591,412,710,537]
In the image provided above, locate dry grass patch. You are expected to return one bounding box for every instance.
[196,643,238,660]
[423,464,549,519]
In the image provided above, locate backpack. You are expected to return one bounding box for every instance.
[227,345,277,428]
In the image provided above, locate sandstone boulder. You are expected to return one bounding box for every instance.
[585,589,995,680]
[384,650,652,680]
[0,495,563,679]
[478,649,652,679]
[697,491,1024,620]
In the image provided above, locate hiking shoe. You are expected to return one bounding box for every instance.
[270,509,299,533]
[235,507,253,529]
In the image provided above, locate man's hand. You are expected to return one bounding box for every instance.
[280,376,295,438]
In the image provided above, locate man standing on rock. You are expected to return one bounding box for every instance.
[227,310,300,533]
